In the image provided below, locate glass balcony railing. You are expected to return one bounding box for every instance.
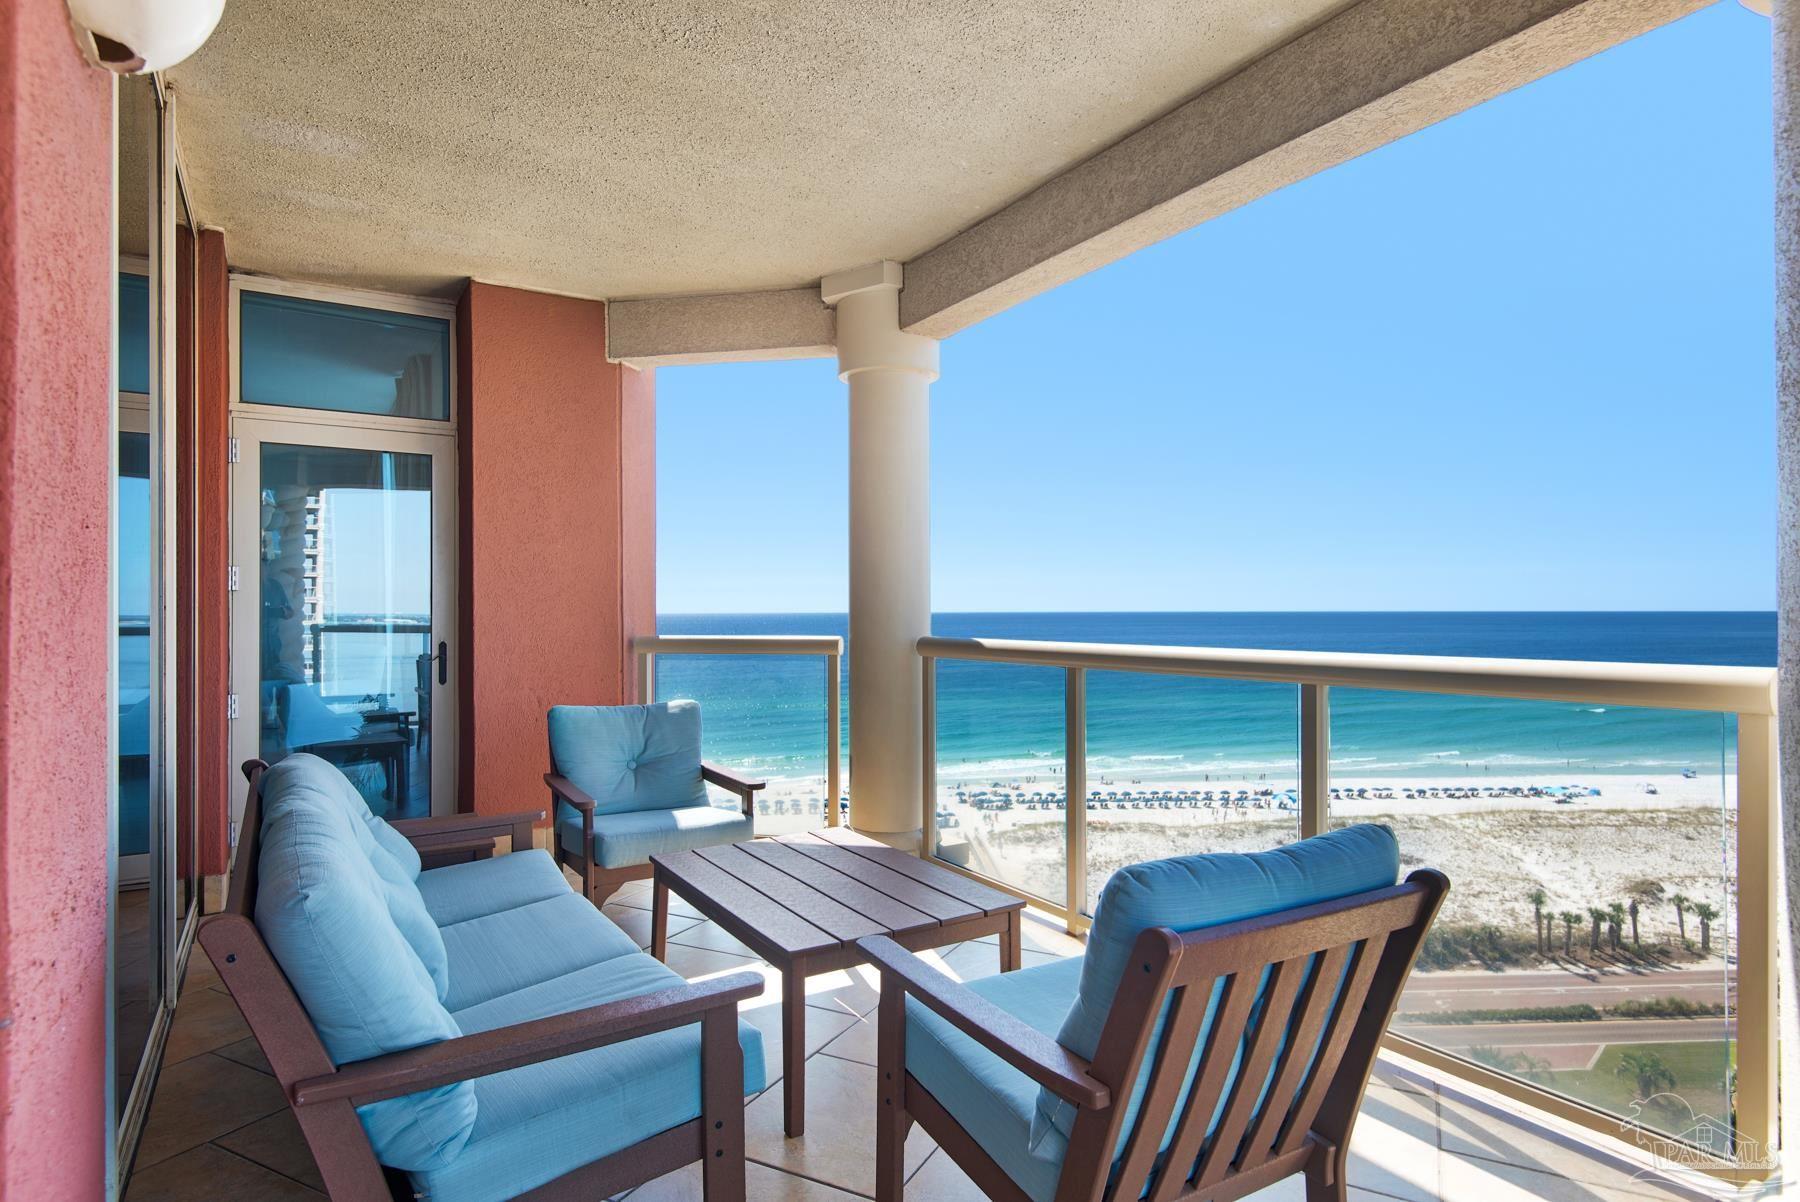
[916,635,1778,1183]
[635,635,843,835]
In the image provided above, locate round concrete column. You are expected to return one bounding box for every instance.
[823,262,939,846]
[1775,0,1800,1081]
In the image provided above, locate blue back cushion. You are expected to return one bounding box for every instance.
[255,758,475,1170]
[1033,824,1399,1146]
[547,702,708,817]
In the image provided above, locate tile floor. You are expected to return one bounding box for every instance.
[126,872,1751,1202]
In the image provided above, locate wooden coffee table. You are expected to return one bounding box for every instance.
[650,828,1027,1138]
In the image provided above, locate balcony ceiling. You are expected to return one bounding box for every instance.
[167,0,1352,302]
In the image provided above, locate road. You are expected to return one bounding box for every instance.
[1400,967,1730,1014]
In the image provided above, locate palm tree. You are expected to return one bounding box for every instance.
[1587,907,1606,954]
[1693,902,1719,957]
[1607,902,1626,952]
[1527,888,1548,954]
[1670,892,1690,943]
[1559,910,1580,956]
[1615,1049,1678,1100]
[1628,899,1641,950]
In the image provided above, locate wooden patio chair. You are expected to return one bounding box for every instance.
[858,825,1446,1202]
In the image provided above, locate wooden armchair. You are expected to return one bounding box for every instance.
[859,868,1447,1202]
[201,758,764,1201]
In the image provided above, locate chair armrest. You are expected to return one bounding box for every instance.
[544,772,596,813]
[390,810,543,853]
[857,936,1110,1110]
[292,971,765,1108]
[702,762,765,817]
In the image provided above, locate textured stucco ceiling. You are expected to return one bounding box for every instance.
[166,0,1352,301]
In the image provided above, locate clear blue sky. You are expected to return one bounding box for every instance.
[657,1,1775,616]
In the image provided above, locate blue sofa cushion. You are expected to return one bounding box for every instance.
[438,892,642,1012]
[280,754,448,999]
[547,702,708,819]
[556,803,752,869]
[255,760,475,1170]
[1035,824,1399,1146]
[907,957,1081,1202]
[416,849,570,928]
[413,952,766,1202]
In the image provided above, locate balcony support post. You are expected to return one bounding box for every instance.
[1300,684,1329,839]
[823,262,940,847]
[1777,0,1800,1171]
[1064,667,1089,932]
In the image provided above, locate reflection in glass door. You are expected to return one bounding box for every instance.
[231,425,455,821]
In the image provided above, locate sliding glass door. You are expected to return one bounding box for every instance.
[230,422,456,820]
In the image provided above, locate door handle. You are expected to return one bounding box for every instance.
[437,641,447,686]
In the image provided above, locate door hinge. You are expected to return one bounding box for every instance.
[228,565,240,592]
[228,437,240,464]
[227,693,240,720]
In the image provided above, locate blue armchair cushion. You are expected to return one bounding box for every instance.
[547,702,708,819]
[556,803,752,869]
[415,947,766,1202]
[1034,824,1399,1146]
[906,957,1082,1202]
[255,758,475,1170]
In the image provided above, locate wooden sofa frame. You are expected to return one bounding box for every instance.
[860,868,1448,1202]
[544,756,764,910]
[199,759,762,1202]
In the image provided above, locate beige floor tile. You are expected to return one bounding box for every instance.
[1437,1151,1697,1202]
[938,939,1062,982]
[602,902,703,948]
[214,1108,325,1192]
[628,1159,867,1200]
[962,913,1086,958]
[668,919,756,958]
[134,1053,288,1170]
[660,941,765,983]
[162,986,253,1065]
[744,1052,934,1194]
[613,887,706,921]
[1433,1091,1703,1200]
[1341,1088,1442,1201]
[815,1009,877,1067]
[125,1143,323,1201]
[736,994,859,1090]
[213,1035,273,1077]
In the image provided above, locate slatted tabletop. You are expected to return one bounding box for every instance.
[653,827,1022,958]
[651,827,1027,1138]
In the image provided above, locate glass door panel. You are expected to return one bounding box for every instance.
[241,434,449,820]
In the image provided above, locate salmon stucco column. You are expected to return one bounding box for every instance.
[823,262,939,848]
[456,283,656,822]
[0,0,114,1194]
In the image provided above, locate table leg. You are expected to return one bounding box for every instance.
[651,877,670,962]
[1001,910,1022,973]
[783,963,806,1137]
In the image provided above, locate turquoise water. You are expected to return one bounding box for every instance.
[654,612,1773,787]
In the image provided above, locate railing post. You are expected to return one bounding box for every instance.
[1299,683,1329,838]
[920,655,936,857]
[1065,667,1088,932]
[827,651,842,828]
[637,650,655,705]
[1735,709,1778,1166]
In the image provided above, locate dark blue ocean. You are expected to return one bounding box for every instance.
[654,613,1775,790]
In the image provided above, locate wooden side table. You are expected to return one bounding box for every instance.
[651,828,1026,1138]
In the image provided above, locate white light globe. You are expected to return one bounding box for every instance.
[66,0,225,73]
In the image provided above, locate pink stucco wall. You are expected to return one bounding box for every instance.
[0,0,114,1196]
[456,283,656,818]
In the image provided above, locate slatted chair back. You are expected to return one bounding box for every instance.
[1056,868,1448,1202]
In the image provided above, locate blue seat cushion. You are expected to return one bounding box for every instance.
[547,701,707,818]
[439,892,641,1012]
[412,952,766,1202]
[1035,824,1400,1146]
[417,849,570,928]
[906,957,1081,1202]
[556,803,752,869]
[255,759,474,1170]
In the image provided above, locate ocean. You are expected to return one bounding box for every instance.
[654,612,1775,792]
